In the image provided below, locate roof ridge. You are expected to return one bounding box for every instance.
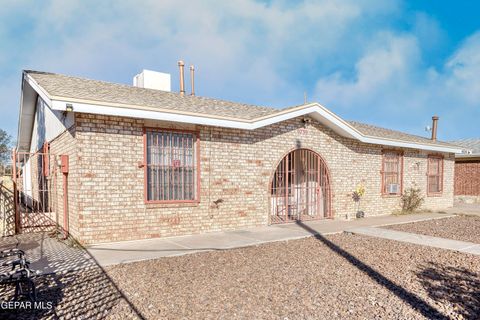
[25,69,278,112]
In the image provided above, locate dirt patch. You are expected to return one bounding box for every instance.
[385,216,480,244]
[103,232,480,319]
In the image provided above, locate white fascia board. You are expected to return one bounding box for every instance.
[51,100,254,129]
[50,99,462,153]
[20,74,461,154]
[16,75,26,151]
[17,76,42,152]
[50,101,360,134]
[359,136,461,153]
[24,73,52,106]
[49,99,462,154]
[456,153,480,158]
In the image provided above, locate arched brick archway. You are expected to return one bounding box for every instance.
[269,148,332,224]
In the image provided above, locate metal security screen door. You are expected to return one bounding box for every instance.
[12,151,62,234]
[270,149,331,223]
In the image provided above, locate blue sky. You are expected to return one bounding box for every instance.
[0,0,479,141]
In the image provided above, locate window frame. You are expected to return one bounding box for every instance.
[143,127,201,204]
[427,155,444,196]
[380,149,404,196]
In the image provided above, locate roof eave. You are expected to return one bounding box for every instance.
[24,74,460,154]
[17,72,41,152]
[47,97,461,153]
[456,153,480,159]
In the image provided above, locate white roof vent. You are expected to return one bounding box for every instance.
[133,69,171,92]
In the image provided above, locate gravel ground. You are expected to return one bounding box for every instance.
[0,265,138,320]
[385,216,480,244]
[2,228,479,319]
[103,232,480,320]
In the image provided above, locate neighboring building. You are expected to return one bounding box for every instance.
[450,139,480,203]
[16,69,462,244]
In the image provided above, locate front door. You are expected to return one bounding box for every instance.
[270,149,331,223]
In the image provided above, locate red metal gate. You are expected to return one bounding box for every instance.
[11,148,68,235]
[270,149,331,224]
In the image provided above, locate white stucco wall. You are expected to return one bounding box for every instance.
[29,97,74,152]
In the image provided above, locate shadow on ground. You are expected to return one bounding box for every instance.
[417,263,480,319]
[295,221,450,319]
[2,221,480,319]
[0,232,144,319]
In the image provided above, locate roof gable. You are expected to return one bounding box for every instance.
[20,70,463,153]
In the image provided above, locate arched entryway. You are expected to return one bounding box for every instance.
[270,148,331,223]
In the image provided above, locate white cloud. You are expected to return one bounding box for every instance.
[313,29,480,139]
[16,0,392,103]
[444,32,480,103]
[0,0,478,139]
[314,33,422,111]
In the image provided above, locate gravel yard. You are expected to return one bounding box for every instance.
[2,227,479,319]
[385,215,480,244]
[103,231,480,319]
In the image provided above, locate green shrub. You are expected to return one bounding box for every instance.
[401,187,424,213]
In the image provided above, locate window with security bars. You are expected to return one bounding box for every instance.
[382,151,402,195]
[427,156,443,195]
[145,130,198,202]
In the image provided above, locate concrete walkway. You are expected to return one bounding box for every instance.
[0,233,96,275]
[445,203,480,216]
[347,226,480,255]
[87,212,455,266]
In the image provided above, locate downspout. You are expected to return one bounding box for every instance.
[60,155,69,239]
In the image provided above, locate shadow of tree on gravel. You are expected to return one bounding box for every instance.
[0,232,145,319]
[417,263,480,319]
[295,221,448,320]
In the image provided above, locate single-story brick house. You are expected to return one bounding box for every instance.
[450,139,480,203]
[16,69,462,244]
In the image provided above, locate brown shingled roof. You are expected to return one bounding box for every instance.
[27,70,277,120]
[26,70,458,149]
[347,121,458,148]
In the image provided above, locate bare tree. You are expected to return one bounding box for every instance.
[0,129,12,165]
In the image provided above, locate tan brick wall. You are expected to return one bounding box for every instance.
[72,113,454,244]
[48,126,79,239]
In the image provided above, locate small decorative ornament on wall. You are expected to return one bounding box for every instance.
[172,159,181,168]
[412,162,421,172]
[298,128,308,135]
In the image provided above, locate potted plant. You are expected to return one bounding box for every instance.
[352,184,366,219]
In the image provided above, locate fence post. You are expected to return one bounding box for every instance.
[12,149,20,234]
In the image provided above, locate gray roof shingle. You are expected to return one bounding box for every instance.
[448,138,480,155]
[27,70,276,120]
[26,70,459,149]
[347,121,458,148]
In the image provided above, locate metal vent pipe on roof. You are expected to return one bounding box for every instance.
[431,116,439,141]
[190,65,195,96]
[178,60,185,95]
